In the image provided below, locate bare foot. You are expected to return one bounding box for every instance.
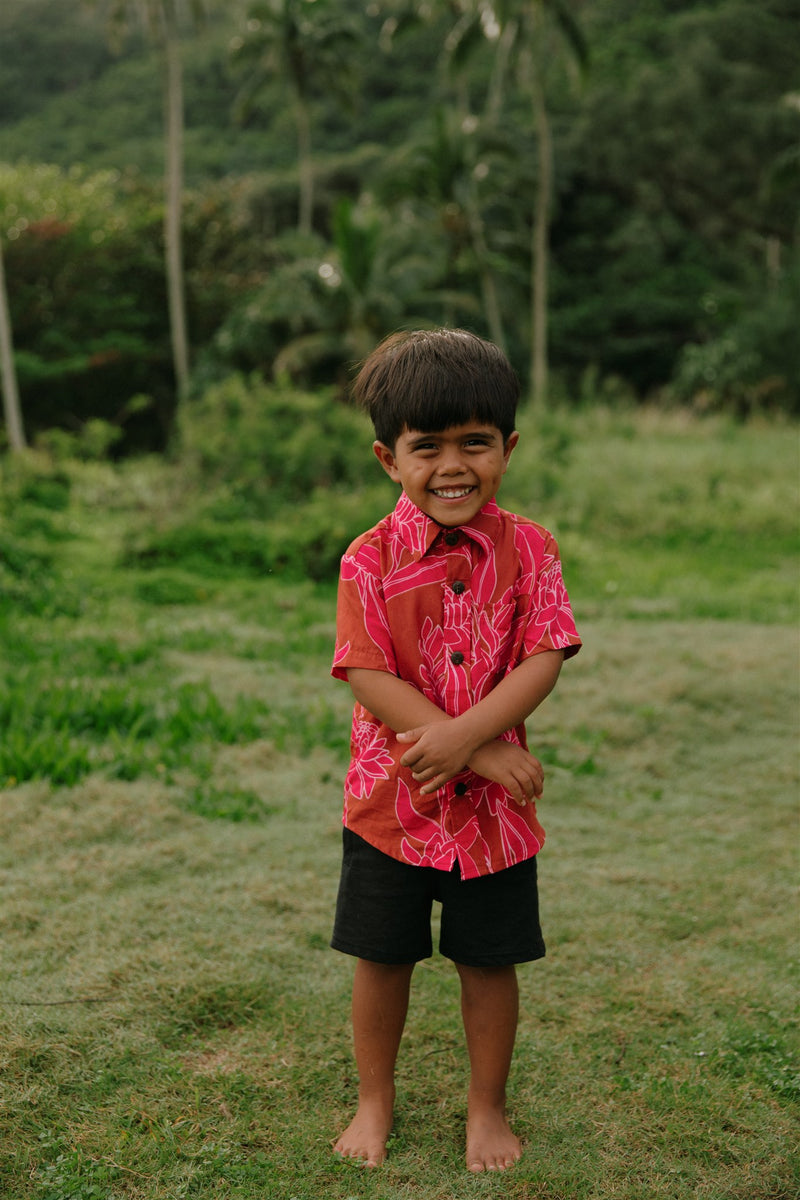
[465,1105,522,1173]
[333,1095,393,1168]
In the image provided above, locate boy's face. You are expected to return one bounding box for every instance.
[374,420,519,527]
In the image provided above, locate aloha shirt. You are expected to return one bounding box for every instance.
[331,492,581,880]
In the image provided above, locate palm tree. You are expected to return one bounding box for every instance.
[444,0,588,406]
[376,4,512,348]
[384,105,514,349]
[271,196,454,383]
[91,0,209,398]
[232,0,361,236]
[491,1,587,407]
[0,235,25,451]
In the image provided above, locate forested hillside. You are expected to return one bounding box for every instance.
[0,0,797,451]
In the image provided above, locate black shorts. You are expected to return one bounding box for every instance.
[331,828,545,968]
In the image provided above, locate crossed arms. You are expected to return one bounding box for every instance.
[346,649,564,806]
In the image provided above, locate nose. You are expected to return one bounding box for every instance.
[438,445,467,474]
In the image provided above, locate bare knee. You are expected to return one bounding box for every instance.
[455,962,518,996]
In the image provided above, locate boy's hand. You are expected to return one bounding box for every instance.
[397,721,480,796]
[398,723,543,804]
[468,741,544,805]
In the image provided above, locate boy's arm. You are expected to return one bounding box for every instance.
[346,668,452,733]
[397,650,564,794]
[347,667,544,803]
[468,739,544,804]
[347,649,562,798]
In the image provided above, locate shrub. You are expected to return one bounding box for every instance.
[0,456,82,614]
[125,374,396,581]
[176,373,374,511]
[124,484,393,582]
[671,260,800,416]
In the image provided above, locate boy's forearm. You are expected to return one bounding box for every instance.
[346,667,451,732]
[348,652,564,797]
[454,650,564,753]
[394,651,564,795]
[349,651,562,737]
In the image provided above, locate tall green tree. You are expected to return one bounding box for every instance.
[380,105,515,348]
[210,198,454,388]
[469,0,587,407]
[386,0,587,401]
[232,0,361,236]
[90,0,210,398]
[376,3,510,348]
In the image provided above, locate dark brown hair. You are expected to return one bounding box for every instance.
[352,328,520,448]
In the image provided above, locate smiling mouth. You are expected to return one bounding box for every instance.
[431,486,474,499]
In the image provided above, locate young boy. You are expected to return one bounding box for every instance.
[330,329,580,1172]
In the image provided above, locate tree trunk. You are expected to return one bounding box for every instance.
[295,90,314,236]
[486,17,518,123]
[465,190,507,354]
[0,238,26,451]
[530,72,552,410]
[163,19,190,396]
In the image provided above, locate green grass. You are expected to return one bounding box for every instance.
[0,410,798,1198]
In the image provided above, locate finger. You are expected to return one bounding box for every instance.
[411,767,436,782]
[396,728,422,743]
[513,771,536,805]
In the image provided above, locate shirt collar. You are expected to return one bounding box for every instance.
[392,491,502,559]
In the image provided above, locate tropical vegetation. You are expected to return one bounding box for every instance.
[0,0,797,453]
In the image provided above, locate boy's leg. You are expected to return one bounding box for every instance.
[455,962,522,1173]
[333,958,415,1167]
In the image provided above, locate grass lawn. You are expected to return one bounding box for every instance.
[1,409,798,1198]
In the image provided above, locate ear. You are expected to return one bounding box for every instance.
[501,430,519,472]
[373,440,402,483]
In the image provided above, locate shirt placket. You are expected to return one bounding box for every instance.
[440,531,482,858]
[442,532,474,712]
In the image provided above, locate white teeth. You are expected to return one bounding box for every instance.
[433,487,472,498]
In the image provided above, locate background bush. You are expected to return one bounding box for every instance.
[125,375,395,580]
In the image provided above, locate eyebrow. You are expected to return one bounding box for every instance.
[405,427,499,445]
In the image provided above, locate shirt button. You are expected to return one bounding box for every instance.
[451,581,466,595]
[444,531,459,546]
[454,781,468,796]
[450,651,464,665]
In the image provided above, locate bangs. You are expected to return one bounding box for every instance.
[401,374,512,436]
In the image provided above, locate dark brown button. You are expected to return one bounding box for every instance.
[444,531,459,545]
[454,781,468,796]
[450,651,464,665]
[451,581,466,594]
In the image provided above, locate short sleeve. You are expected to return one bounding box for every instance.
[518,529,581,660]
[331,548,399,680]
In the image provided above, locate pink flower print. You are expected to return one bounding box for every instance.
[525,557,576,651]
[418,616,448,704]
[471,588,516,698]
[341,553,396,672]
[345,719,394,800]
[395,778,453,869]
[483,792,543,865]
[332,638,351,672]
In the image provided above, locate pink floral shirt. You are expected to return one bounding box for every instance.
[332,492,581,879]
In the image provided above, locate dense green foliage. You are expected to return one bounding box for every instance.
[0,0,797,451]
